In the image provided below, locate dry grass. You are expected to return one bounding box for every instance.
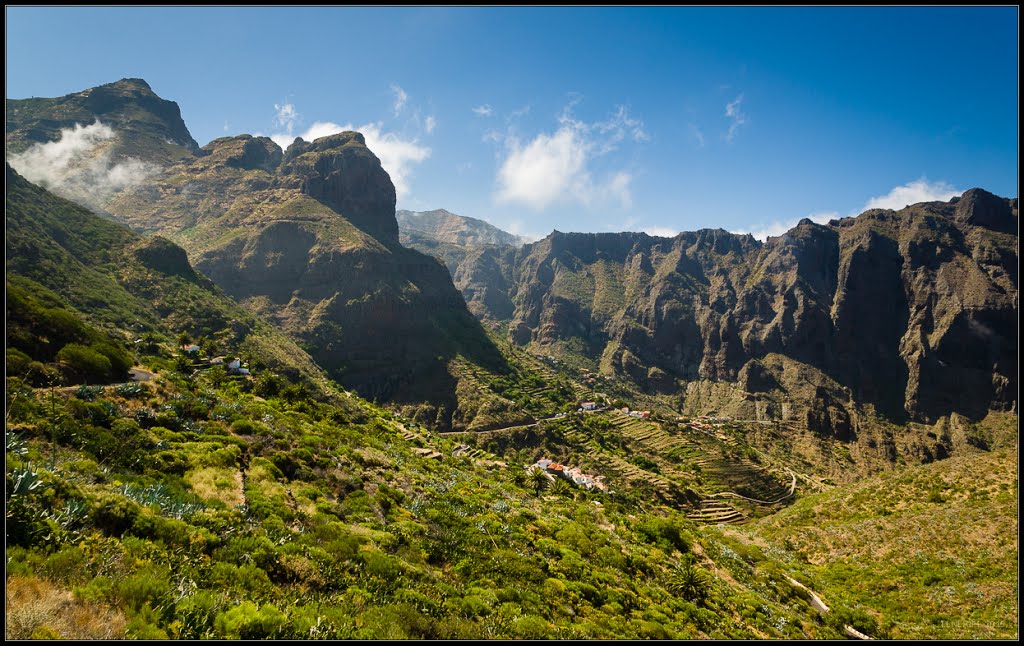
[186,465,244,506]
[5,575,127,640]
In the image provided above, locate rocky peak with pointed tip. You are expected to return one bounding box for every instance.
[278,131,398,243]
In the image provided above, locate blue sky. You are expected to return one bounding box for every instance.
[6,6,1019,240]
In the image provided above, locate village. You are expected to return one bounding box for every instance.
[529,457,610,493]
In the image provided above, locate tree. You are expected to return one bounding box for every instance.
[509,466,528,488]
[530,468,550,496]
[668,556,711,605]
[56,343,111,383]
[550,478,575,498]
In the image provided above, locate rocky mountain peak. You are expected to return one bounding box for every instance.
[278,131,398,243]
[954,187,1017,233]
[201,135,283,171]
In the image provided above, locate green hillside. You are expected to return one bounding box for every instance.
[5,163,333,393]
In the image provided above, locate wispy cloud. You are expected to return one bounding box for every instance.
[725,94,747,142]
[472,104,494,117]
[390,84,408,117]
[271,120,429,200]
[273,102,299,132]
[688,123,705,148]
[603,216,677,237]
[862,178,960,211]
[504,219,544,243]
[732,211,838,242]
[7,120,156,212]
[424,115,437,134]
[494,101,646,211]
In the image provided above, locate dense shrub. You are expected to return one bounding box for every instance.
[58,344,112,383]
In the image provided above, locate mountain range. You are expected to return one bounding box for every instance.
[7,78,1019,444]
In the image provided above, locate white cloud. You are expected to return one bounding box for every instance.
[472,104,494,117]
[688,123,705,148]
[425,115,437,134]
[644,226,680,238]
[725,94,747,142]
[494,102,646,211]
[597,105,649,144]
[862,178,960,211]
[602,216,677,237]
[732,211,838,242]
[504,219,544,243]
[390,84,408,117]
[274,103,299,132]
[8,120,156,211]
[272,120,429,200]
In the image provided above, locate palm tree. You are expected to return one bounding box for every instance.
[530,467,550,496]
[668,557,712,604]
[549,477,575,498]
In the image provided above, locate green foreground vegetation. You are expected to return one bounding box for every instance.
[6,312,1017,639]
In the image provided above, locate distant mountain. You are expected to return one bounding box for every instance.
[397,208,527,323]
[5,80,526,430]
[450,193,1018,446]
[398,208,527,249]
[103,131,520,429]
[6,78,199,212]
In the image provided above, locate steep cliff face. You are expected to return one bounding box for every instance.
[280,133,399,243]
[451,194,1017,429]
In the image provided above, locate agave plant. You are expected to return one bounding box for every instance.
[6,430,28,456]
[9,464,43,497]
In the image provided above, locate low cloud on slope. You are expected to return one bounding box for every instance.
[7,120,156,211]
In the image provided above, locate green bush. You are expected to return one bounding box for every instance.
[92,494,143,537]
[6,348,33,375]
[214,601,287,639]
[57,343,112,383]
[115,564,173,612]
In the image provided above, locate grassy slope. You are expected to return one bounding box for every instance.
[751,421,1018,639]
